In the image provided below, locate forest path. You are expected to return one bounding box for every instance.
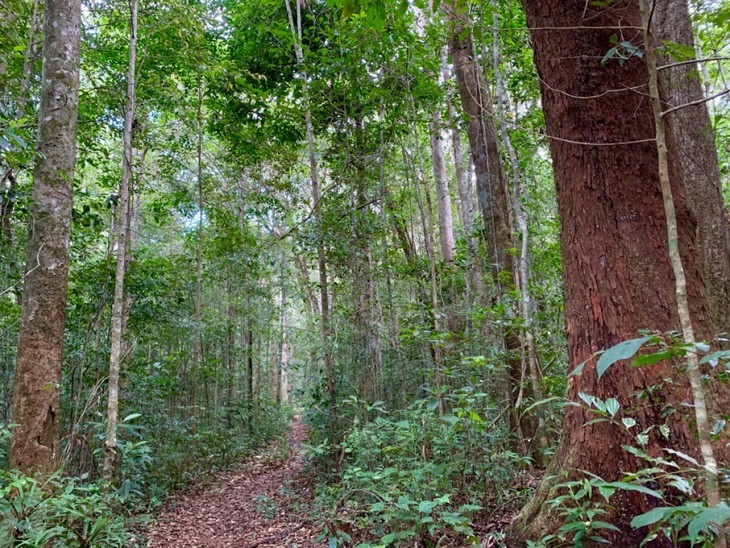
[148,419,325,547]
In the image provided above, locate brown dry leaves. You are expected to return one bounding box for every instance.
[148,420,326,547]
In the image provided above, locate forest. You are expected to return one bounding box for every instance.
[0,0,729,545]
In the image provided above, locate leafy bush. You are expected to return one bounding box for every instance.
[308,388,528,546]
[0,470,129,547]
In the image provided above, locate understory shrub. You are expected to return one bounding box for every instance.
[308,388,531,547]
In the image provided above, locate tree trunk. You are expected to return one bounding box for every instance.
[103,0,137,482]
[285,0,337,449]
[654,0,730,337]
[445,2,532,454]
[491,1,549,459]
[514,0,728,541]
[190,69,204,419]
[430,109,455,262]
[10,0,82,475]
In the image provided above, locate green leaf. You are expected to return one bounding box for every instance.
[441,415,459,425]
[604,398,620,417]
[604,481,662,499]
[664,448,699,466]
[622,417,637,429]
[591,521,621,532]
[631,507,671,529]
[418,500,437,513]
[687,504,730,543]
[596,336,651,380]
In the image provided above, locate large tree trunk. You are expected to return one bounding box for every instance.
[654,0,730,337]
[10,0,82,475]
[103,0,137,481]
[514,0,729,541]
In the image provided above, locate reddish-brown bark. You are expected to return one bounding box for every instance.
[515,0,729,541]
[654,0,730,337]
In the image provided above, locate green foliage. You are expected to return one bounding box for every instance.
[541,366,729,547]
[307,389,528,546]
[0,471,130,547]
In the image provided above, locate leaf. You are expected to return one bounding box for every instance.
[699,350,730,365]
[591,521,621,532]
[634,349,674,366]
[122,413,142,422]
[710,419,725,436]
[578,392,594,407]
[596,336,651,380]
[441,415,459,425]
[622,417,637,429]
[664,448,699,466]
[604,481,663,499]
[631,506,671,529]
[687,504,730,543]
[418,500,437,513]
[604,398,620,417]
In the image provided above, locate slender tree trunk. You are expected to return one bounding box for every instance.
[190,69,204,419]
[654,0,730,337]
[514,1,728,540]
[285,0,337,449]
[10,0,82,475]
[103,0,137,481]
[445,1,532,454]
[247,326,254,429]
[491,1,548,459]
[275,272,287,406]
[639,0,723,530]
[430,109,455,262]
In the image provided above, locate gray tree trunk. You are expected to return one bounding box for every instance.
[103,0,137,482]
[10,0,82,475]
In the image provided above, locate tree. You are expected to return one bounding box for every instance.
[10,0,82,474]
[103,0,138,481]
[514,0,729,539]
[654,0,730,336]
[444,0,538,457]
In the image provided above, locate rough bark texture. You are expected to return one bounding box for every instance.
[10,0,81,474]
[515,0,729,541]
[654,0,730,337]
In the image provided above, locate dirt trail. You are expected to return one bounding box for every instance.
[148,420,325,547]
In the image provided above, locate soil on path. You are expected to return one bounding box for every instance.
[148,420,325,547]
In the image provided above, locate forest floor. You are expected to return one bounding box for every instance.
[147,419,325,547]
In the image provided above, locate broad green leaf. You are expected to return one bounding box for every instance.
[631,506,671,529]
[597,336,651,380]
[687,504,730,543]
[418,500,437,513]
